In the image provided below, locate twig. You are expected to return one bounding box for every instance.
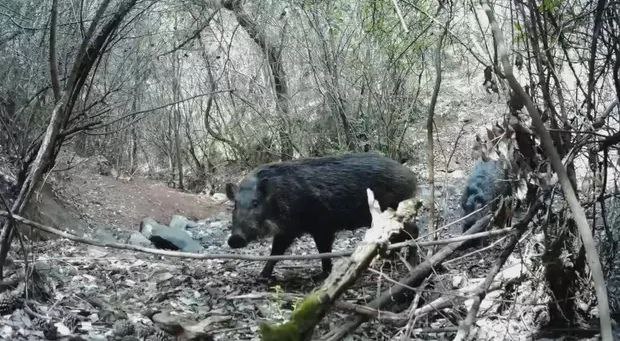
[160,8,221,56]
[391,0,409,33]
[454,237,518,340]
[416,198,497,240]
[0,192,22,274]
[443,234,510,265]
[393,227,512,249]
[399,0,487,65]
[0,210,350,261]
[84,90,233,134]
[334,300,404,322]
[23,303,48,320]
[446,123,467,170]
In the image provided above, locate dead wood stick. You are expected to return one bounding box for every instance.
[334,300,404,322]
[0,210,352,261]
[391,227,511,249]
[333,279,506,327]
[0,210,507,263]
[323,215,492,341]
[228,292,405,322]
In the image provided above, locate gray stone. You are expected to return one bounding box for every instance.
[140,217,203,253]
[127,232,153,248]
[169,214,192,230]
[211,192,227,202]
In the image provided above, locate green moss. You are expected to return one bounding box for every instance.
[260,322,299,341]
[260,290,327,341]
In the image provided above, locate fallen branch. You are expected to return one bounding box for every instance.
[0,210,508,263]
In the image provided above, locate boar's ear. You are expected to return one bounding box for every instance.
[225,183,238,201]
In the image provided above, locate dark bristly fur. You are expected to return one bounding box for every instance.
[226,153,417,278]
[460,160,510,233]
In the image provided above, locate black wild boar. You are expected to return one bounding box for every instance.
[461,159,510,233]
[225,153,417,278]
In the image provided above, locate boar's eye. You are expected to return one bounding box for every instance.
[251,199,259,208]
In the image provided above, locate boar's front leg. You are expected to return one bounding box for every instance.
[312,232,336,279]
[260,233,296,278]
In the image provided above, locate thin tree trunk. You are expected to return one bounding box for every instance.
[426,25,448,243]
[0,0,137,277]
[222,0,293,160]
[172,53,184,190]
[48,0,61,102]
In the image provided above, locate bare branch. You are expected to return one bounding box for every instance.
[391,0,409,33]
[481,2,613,339]
[160,8,221,56]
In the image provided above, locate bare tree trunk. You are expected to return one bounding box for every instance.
[222,0,294,160]
[586,0,608,119]
[426,25,448,243]
[319,22,353,150]
[0,0,137,277]
[48,0,61,102]
[172,53,184,190]
[199,51,243,154]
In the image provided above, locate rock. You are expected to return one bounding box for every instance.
[169,215,191,230]
[151,229,204,253]
[139,218,161,239]
[211,193,227,202]
[458,112,472,123]
[452,275,465,288]
[140,218,204,253]
[127,232,153,248]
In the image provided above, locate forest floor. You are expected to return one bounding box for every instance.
[3,156,489,340]
[0,86,572,340]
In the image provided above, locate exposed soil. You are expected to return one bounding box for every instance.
[52,165,224,232]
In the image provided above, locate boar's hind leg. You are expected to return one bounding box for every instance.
[260,233,296,278]
[312,232,336,276]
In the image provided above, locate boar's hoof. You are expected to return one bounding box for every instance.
[228,235,247,248]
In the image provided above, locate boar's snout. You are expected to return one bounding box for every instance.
[228,234,248,248]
